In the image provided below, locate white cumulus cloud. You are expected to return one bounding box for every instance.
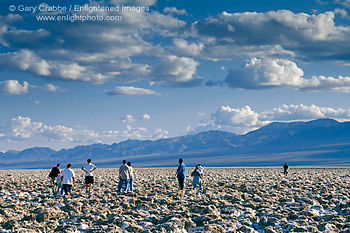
[101,125,150,140]
[150,56,202,87]
[225,58,304,89]
[120,125,148,139]
[0,50,50,76]
[224,57,350,91]
[191,10,350,61]
[213,106,261,127]
[0,50,110,84]
[2,116,42,140]
[143,114,151,120]
[40,125,75,142]
[152,128,169,139]
[0,2,197,87]
[192,104,350,135]
[0,115,167,147]
[45,84,64,92]
[107,86,160,96]
[171,38,204,56]
[260,104,350,121]
[0,80,29,95]
[0,116,101,142]
[164,7,187,15]
[121,115,136,124]
[121,114,152,123]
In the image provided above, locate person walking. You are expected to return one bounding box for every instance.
[117,160,131,193]
[81,159,97,194]
[176,158,186,193]
[56,173,64,196]
[127,162,134,192]
[191,165,203,191]
[49,164,61,192]
[61,164,76,196]
[283,162,289,175]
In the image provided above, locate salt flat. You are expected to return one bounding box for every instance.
[0,167,350,232]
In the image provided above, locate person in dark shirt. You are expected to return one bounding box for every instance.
[175,158,186,194]
[49,164,61,192]
[283,162,289,175]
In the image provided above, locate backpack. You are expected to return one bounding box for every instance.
[48,167,55,177]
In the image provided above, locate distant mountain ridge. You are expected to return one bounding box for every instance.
[1,119,350,169]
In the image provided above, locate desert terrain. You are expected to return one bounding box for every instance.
[0,167,350,232]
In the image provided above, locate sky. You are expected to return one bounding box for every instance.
[1,0,350,151]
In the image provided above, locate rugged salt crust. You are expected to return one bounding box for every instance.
[0,168,350,232]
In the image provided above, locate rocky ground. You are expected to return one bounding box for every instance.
[0,167,350,232]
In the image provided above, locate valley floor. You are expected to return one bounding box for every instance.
[0,167,350,232]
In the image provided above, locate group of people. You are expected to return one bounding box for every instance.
[48,158,289,197]
[176,158,204,193]
[117,160,134,193]
[49,159,97,196]
[48,159,135,196]
[48,158,203,197]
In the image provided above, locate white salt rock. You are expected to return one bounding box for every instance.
[78,223,90,230]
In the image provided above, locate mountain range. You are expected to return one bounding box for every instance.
[1,118,350,169]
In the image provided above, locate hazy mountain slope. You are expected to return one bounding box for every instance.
[1,119,350,169]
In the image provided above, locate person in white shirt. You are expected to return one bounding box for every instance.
[117,160,131,193]
[61,163,76,196]
[81,159,97,194]
[127,161,134,192]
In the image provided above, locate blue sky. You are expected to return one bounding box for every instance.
[1,0,350,151]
